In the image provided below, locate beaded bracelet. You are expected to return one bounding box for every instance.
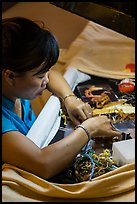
[75,124,90,141]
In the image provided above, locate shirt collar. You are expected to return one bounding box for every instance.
[2,95,15,111]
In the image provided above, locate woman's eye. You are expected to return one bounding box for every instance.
[38,76,44,79]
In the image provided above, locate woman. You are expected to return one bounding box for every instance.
[2,17,121,180]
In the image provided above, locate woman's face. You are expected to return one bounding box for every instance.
[11,69,49,100]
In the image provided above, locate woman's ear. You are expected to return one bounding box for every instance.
[3,69,15,86]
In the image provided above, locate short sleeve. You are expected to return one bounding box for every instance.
[2,115,18,134]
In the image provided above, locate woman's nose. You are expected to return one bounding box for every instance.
[41,80,46,88]
[45,72,49,84]
[41,73,49,88]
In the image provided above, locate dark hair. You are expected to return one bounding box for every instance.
[2,17,59,75]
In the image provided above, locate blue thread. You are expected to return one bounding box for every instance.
[82,140,95,181]
[84,153,95,181]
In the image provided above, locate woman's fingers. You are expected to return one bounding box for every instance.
[77,108,88,121]
[83,102,92,119]
[77,102,92,121]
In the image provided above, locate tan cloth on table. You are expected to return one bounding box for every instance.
[31,21,136,116]
[2,163,135,202]
[60,21,135,80]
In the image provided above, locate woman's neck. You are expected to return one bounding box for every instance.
[2,85,17,102]
[2,93,17,102]
[14,98,22,119]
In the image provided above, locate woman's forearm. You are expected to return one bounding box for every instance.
[47,69,74,100]
[40,127,89,179]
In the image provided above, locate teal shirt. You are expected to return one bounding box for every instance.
[2,96,36,135]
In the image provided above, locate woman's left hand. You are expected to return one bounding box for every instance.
[64,96,93,125]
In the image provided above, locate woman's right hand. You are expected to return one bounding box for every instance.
[82,115,122,140]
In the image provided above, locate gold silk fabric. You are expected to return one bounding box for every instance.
[2,163,135,202]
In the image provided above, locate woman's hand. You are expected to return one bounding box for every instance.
[82,115,122,140]
[64,96,92,125]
